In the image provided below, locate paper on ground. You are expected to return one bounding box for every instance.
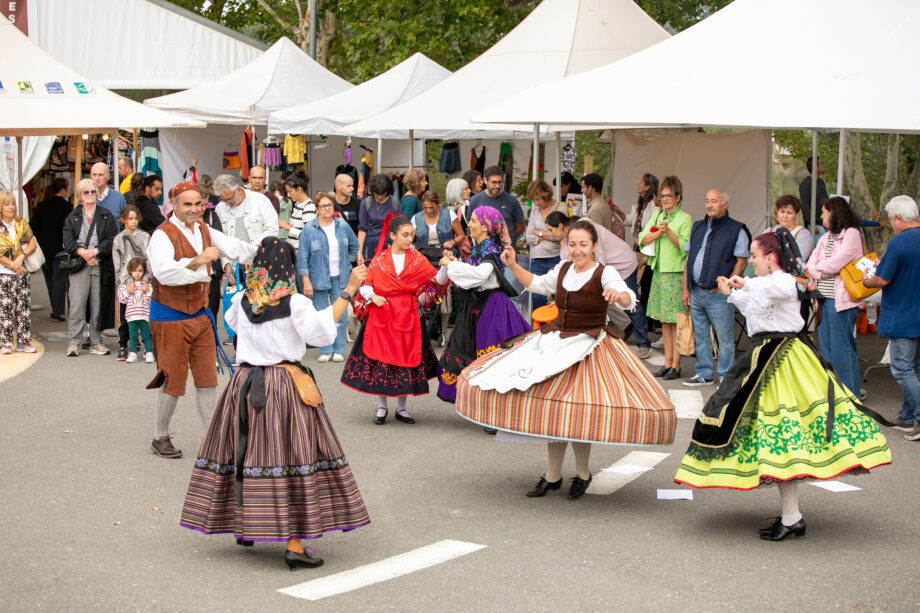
[279,540,486,601]
[646,351,666,366]
[657,489,693,500]
[602,463,654,475]
[495,430,563,444]
[587,450,669,495]
[668,389,705,419]
[809,480,862,493]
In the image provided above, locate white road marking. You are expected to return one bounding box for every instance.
[668,389,705,419]
[278,539,487,601]
[657,488,693,500]
[587,450,670,495]
[810,480,862,493]
[646,351,666,366]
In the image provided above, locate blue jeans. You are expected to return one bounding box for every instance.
[529,256,560,309]
[888,338,920,425]
[690,286,736,380]
[623,269,649,348]
[817,298,860,395]
[312,275,347,355]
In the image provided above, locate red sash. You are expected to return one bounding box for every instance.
[362,249,437,367]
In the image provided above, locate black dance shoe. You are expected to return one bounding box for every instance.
[285,549,324,570]
[526,475,563,497]
[394,410,415,424]
[759,517,806,541]
[662,368,681,380]
[653,366,669,377]
[567,473,593,500]
[236,538,254,547]
[374,409,388,425]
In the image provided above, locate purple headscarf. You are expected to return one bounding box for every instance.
[468,205,506,267]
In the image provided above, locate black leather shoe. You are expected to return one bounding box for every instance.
[567,473,593,499]
[483,427,498,435]
[662,368,681,380]
[374,409,387,425]
[236,538,254,547]
[526,475,563,497]
[285,549,324,570]
[394,410,415,424]
[653,366,669,377]
[759,517,806,541]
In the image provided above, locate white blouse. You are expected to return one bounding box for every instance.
[727,270,805,336]
[225,292,336,366]
[436,259,500,291]
[527,261,636,311]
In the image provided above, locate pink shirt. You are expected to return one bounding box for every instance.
[806,226,864,311]
[117,283,152,321]
[560,221,637,280]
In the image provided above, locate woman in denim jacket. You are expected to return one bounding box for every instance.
[297,192,359,362]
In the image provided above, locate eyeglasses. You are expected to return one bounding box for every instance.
[82,190,97,196]
[659,193,675,200]
[317,202,335,208]
[486,180,503,186]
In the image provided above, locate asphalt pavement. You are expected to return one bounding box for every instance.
[2,284,918,612]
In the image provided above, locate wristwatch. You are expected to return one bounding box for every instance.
[339,290,354,302]
[538,231,544,238]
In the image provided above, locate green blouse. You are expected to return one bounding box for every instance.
[637,206,692,273]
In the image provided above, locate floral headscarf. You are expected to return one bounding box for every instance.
[242,237,297,323]
[468,206,506,267]
[773,226,816,296]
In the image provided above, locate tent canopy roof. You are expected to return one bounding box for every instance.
[341,0,669,139]
[473,0,920,134]
[145,37,353,125]
[0,15,205,137]
[268,53,452,137]
[27,0,266,91]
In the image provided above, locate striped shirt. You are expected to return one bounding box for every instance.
[816,233,838,299]
[117,284,152,322]
[287,198,316,251]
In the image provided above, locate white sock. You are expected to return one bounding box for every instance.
[376,396,388,418]
[195,386,217,428]
[395,396,409,416]
[545,442,567,483]
[154,391,179,439]
[572,442,592,480]
[778,481,802,525]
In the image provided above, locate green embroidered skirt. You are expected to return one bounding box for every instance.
[646,270,684,323]
[674,338,890,490]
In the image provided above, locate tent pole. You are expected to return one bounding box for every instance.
[837,129,846,195]
[377,138,383,171]
[609,131,616,200]
[810,129,818,231]
[74,136,83,206]
[16,137,25,218]
[532,123,540,182]
[133,129,139,172]
[112,132,119,192]
[409,130,414,170]
[553,131,561,201]
[767,130,773,231]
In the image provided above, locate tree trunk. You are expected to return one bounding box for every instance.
[905,136,920,202]
[316,11,337,68]
[879,134,900,207]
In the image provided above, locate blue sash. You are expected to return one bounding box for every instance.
[149,300,235,375]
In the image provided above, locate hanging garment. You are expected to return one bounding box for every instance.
[263,143,282,167]
[283,134,306,164]
[222,149,241,170]
[498,142,514,192]
[439,141,461,174]
[561,143,576,174]
[240,129,253,180]
[527,143,545,182]
[471,145,486,173]
[137,130,161,177]
[335,163,358,186]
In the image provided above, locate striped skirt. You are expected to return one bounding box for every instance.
[456,333,676,445]
[180,366,370,541]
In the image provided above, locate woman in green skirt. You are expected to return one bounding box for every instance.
[637,175,692,379]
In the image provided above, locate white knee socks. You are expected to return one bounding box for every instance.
[154,391,179,439]
[196,386,217,428]
[572,443,592,480]
[545,442,567,482]
[395,395,409,418]
[778,481,802,525]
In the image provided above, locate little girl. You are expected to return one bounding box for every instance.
[117,257,154,363]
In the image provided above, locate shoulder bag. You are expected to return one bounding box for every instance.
[55,213,99,274]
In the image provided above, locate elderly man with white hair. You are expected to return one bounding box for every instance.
[864,195,920,440]
[213,173,279,278]
[90,161,126,219]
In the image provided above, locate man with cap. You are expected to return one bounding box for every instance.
[145,181,258,458]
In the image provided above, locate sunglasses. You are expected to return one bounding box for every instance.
[82,190,97,196]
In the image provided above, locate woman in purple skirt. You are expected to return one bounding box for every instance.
[180,237,370,571]
[436,206,530,403]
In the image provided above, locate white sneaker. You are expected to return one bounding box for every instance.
[16,343,37,353]
[317,354,332,363]
[89,343,110,356]
[145,352,155,363]
[0,345,12,355]
[66,344,79,357]
[126,352,138,363]
[651,338,664,349]
[332,353,345,362]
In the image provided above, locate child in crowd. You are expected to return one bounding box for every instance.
[117,257,154,363]
[113,205,150,360]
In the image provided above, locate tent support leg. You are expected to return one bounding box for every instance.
[112,132,119,192]
[532,123,540,181]
[553,131,561,201]
[377,138,383,171]
[74,135,83,206]
[810,129,818,231]
[16,136,24,218]
[409,129,414,170]
[837,129,846,195]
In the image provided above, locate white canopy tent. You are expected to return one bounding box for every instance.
[342,0,670,140]
[27,0,266,90]
[269,53,451,136]
[0,15,205,215]
[145,37,352,125]
[473,0,920,133]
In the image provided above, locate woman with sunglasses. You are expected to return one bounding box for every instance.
[62,178,119,356]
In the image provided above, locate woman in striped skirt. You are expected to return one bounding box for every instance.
[180,237,370,570]
[456,220,676,499]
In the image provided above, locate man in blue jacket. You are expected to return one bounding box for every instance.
[682,189,750,386]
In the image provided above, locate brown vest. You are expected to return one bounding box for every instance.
[151,221,212,315]
[541,261,610,339]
